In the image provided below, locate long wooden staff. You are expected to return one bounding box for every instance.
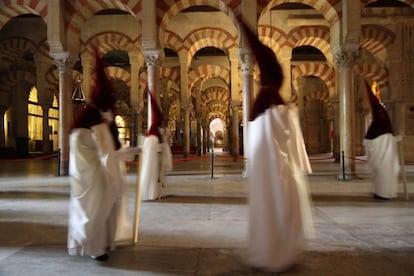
[398,138,409,200]
[133,152,143,243]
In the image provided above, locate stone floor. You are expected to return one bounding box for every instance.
[0,153,413,275]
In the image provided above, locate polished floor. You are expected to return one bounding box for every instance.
[0,152,413,275]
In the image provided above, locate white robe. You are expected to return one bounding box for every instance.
[68,123,136,257]
[364,134,401,198]
[139,136,173,200]
[247,104,313,271]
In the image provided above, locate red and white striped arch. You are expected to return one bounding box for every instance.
[258,25,286,53]
[287,26,332,62]
[304,90,330,103]
[82,32,138,56]
[0,69,36,97]
[159,0,237,29]
[65,0,140,55]
[206,111,227,125]
[163,30,184,52]
[161,67,180,88]
[184,28,238,60]
[353,62,388,89]
[158,0,238,43]
[0,37,38,62]
[106,66,131,88]
[360,25,395,56]
[188,64,230,92]
[362,0,414,8]
[65,0,140,35]
[0,0,47,29]
[292,63,336,97]
[260,0,341,26]
[201,86,230,107]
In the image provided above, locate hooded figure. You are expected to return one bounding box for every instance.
[139,90,172,200]
[68,50,138,261]
[240,19,314,272]
[363,82,400,199]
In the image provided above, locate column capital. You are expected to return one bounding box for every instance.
[53,57,73,73]
[333,48,359,68]
[231,101,241,109]
[144,49,162,67]
[239,49,254,75]
[181,104,192,112]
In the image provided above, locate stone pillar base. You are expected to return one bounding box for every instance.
[337,171,355,181]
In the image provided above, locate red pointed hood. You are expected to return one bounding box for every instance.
[70,104,102,131]
[365,82,393,139]
[239,19,284,121]
[90,50,115,111]
[146,89,162,141]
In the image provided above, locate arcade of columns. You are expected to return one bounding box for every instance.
[1,1,413,178]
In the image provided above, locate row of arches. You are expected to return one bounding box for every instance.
[0,1,413,164]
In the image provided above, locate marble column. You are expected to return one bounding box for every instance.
[54,57,73,176]
[331,99,340,161]
[294,76,306,139]
[81,53,93,99]
[239,50,254,175]
[279,50,292,100]
[203,122,208,154]
[144,50,162,130]
[41,105,51,153]
[388,23,404,135]
[129,51,141,145]
[231,102,240,156]
[0,106,6,147]
[229,49,240,157]
[195,85,202,155]
[179,55,190,157]
[182,104,191,157]
[12,84,29,155]
[334,49,358,180]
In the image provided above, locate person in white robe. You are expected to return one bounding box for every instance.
[363,82,400,199]
[68,51,139,261]
[240,19,314,272]
[139,90,173,200]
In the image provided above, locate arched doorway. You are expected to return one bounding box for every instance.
[209,118,225,152]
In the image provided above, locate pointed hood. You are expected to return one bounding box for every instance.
[239,19,284,121]
[146,89,162,142]
[365,82,393,139]
[90,50,115,111]
[70,104,102,131]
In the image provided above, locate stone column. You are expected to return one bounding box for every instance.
[229,49,240,157]
[0,106,6,147]
[12,84,29,156]
[144,50,162,130]
[203,122,208,154]
[41,105,51,153]
[182,104,191,157]
[179,53,190,157]
[231,102,240,156]
[129,51,141,145]
[279,49,292,100]
[388,22,404,135]
[195,85,202,155]
[239,50,254,175]
[331,99,340,161]
[334,49,358,180]
[54,56,73,176]
[81,53,93,99]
